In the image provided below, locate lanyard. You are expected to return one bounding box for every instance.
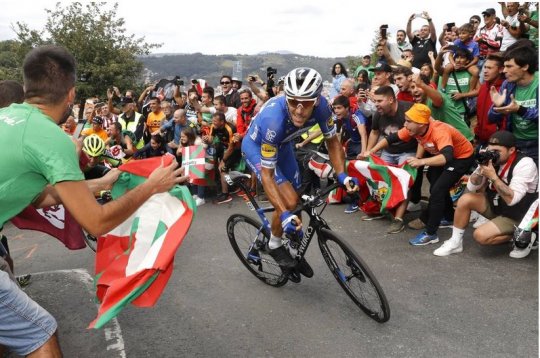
[489,151,517,190]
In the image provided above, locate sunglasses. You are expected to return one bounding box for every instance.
[482,14,492,17]
[470,20,480,24]
[220,81,231,85]
[286,97,316,109]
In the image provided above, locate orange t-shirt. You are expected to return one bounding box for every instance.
[146,111,166,133]
[397,120,473,159]
[81,128,109,142]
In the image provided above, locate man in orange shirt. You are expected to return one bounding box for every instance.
[81,116,109,142]
[367,103,474,246]
[145,97,165,141]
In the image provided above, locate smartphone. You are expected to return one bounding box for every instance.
[446,22,455,29]
[248,75,256,82]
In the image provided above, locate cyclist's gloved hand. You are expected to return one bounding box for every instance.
[337,172,359,192]
[280,211,303,237]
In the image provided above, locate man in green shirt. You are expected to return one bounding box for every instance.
[0,45,186,356]
[409,73,474,141]
[489,45,538,163]
[354,55,375,81]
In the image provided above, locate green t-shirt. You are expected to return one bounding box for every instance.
[0,103,84,227]
[512,73,538,140]
[427,93,474,141]
[441,71,471,115]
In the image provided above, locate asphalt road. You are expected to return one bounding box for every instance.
[4,195,538,358]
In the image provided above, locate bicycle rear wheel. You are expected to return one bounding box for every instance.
[318,228,390,322]
[227,214,288,287]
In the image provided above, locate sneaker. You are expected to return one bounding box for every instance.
[439,218,453,229]
[361,213,385,221]
[195,197,205,206]
[409,231,439,246]
[469,210,480,223]
[388,218,405,234]
[407,218,426,230]
[344,203,359,214]
[510,232,537,259]
[215,193,232,204]
[16,274,32,288]
[407,201,422,212]
[473,215,489,229]
[433,239,463,256]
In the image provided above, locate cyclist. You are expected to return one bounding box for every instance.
[241,67,358,277]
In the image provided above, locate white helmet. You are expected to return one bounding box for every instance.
[284,67,322,99]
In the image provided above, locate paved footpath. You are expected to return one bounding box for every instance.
[4,196,538,357]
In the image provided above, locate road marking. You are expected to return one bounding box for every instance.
[30,268,127,358]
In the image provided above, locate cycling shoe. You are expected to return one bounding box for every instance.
[297,258,314,278]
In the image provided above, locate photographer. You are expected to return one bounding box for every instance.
[433,131,538,258]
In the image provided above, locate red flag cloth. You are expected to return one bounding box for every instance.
[11,205,86,250]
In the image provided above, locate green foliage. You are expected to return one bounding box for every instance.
[5,2,160,101]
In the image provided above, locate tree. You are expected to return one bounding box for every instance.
[11,2,161,101]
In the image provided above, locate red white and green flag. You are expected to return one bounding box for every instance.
[89,155,196,329]
[181,144,215,186]
[347,155,417,213]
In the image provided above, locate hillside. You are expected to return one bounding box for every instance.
[140,53,353,87]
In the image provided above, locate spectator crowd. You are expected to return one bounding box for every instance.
[0,3,538,355]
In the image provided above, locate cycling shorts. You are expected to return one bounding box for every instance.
[242,138,301,190]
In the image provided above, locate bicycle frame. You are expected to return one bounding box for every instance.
[225,171,338,261]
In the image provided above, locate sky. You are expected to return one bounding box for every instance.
[0,0,503,58]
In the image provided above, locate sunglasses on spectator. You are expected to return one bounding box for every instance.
[286,97,316,109]
[470,20,480,24]
[220,81,231,85]
[483,14,492,17]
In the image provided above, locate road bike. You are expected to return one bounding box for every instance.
[225,171,390,323]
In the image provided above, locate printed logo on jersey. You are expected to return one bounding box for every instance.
[250,125,259,141]
[261,143,277,158]
[265,129,276,141]
[327,116,335,128]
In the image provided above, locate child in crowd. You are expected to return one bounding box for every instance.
[133,134,167,159]
[178,127,206,206]
[439,23,480,93]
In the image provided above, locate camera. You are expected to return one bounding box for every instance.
[174,76,184,86]
[267,67,277,77]
[446,22,455,29]
[248,75,257,82]
[475,150,500,166]
[191,79,198,85]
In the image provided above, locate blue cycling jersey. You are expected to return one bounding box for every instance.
[244,95,336,168]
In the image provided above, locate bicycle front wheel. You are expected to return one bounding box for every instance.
[227,214,288,287]
[318,228,390,322]
[83,233,98,252]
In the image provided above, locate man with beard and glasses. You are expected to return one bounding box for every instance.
[0,45,186,357]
